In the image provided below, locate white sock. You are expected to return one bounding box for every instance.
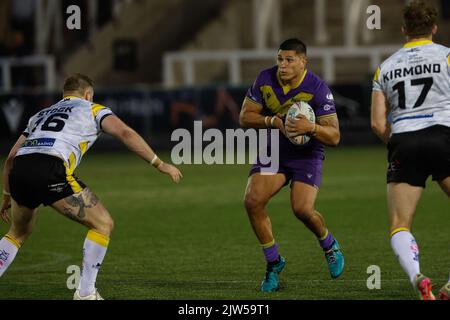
[390,230,420,285]
[0,234,21,277]
[78,230,109,296]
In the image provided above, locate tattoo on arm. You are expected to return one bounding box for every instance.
[63,188,99,220]
[317,115,339,130]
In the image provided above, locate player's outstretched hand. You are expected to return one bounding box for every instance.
[0,195,11,223]
[157,163,183,183]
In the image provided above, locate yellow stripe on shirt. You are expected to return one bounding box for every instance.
[64,152,82,193]
[91,104,106,118]
[403,40,433,48]
[244,96,263,108]
[374,67,380,82]
[79,141,89,156]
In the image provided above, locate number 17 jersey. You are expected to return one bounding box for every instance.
[373,40,450,134]
[16,96,113,173]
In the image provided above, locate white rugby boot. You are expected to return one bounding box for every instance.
[73,288,104,300]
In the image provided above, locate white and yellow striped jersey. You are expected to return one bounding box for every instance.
[16,96,113,175]
[373,40,450,134]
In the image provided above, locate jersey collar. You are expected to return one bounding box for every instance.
[277,69,308,95]
[403,40,433,48]
[63,95,82,100]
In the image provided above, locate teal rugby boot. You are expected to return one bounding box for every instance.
[324,240,344,279]
[261,256,286,292]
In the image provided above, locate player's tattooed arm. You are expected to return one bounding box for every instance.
[62,188,99,220]
[239,99,266,128]
[239,99,287,136]
[314,114,341,147]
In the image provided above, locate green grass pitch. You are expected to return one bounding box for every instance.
[0,146,448,299]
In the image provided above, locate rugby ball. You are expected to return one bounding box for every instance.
[285,101,316,145]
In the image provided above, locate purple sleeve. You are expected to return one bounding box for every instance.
[245,73,264,106]
[312,82,337,117]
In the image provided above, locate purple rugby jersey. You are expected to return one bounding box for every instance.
[245,66,338,188]
[245,65,337,160]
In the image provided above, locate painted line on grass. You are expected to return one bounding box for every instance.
[13,251,74,271]
[106,278,447,284]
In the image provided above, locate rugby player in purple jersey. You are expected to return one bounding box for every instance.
[240,38,344,292]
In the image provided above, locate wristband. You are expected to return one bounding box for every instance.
[270,116,276,128]
[309,124,317,137]
[151,155,162,167]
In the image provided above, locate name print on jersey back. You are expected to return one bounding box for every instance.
[16,97,113,172]
[373,41,450,134]
[383,63,440,82]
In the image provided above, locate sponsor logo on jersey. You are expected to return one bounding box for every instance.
[323,104,333,111]
[22,138,56,148]
[48,183,66,193]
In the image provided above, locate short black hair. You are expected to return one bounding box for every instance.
[63,73,94,94]
[279,38,307,55]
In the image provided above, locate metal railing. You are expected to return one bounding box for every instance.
[163,45,400,87]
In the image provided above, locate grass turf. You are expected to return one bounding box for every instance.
[0,146,448,299]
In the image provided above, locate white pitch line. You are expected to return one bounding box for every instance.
[113,278,447,284]
[12,251,74,271]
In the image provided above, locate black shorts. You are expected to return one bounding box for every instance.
[387,125,450,187]
[9,153,86,209]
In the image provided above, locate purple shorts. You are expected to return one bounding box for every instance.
[249,157,323,189]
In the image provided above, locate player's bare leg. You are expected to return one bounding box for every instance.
[244,173,286,245]
[290,182,325,237]
[437,177,450,299]
[438,176,450,197]
[387,182,435,300]
[0,199,38,277]
[244,173,287,292]
[51,187,114,300]
[51,187,114,237]
[290,181,344,278]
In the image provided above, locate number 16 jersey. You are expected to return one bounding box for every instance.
[373,40,450,134]
[16,96,113,174]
